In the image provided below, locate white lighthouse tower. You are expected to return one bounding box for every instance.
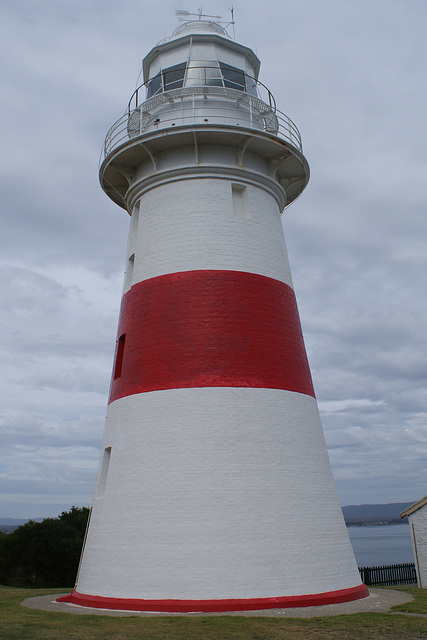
[60,16,368,611]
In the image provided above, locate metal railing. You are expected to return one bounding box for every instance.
[101,70,303,163]
[128,69,276,112]
[359,563,417,586]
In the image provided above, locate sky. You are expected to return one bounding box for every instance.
[0,0,426,519]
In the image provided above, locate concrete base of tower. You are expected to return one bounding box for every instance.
[58,584,369,612]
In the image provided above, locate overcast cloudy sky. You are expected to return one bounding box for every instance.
[1,0,426,519]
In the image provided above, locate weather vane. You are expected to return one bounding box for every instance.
[175,7,235,38]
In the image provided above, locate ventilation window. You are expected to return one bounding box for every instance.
[113,334,126,379]
[97,447,111,498]
[124,253,135,292]
[232,184,251,219]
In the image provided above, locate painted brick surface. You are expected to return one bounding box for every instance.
[70,20,368,612]
[124,178,293,294]
[74,161,365,609]
[77,388,362,600]
[109,270,314,403]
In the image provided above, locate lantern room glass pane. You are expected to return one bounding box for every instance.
[185,60,222,87]
[219,61,245,92]
[146,61,257,97]
[245,75,258,96]
[185,61,205,87]
[163,63,186,91]
[205,62,223,86]
[147,72,162,98]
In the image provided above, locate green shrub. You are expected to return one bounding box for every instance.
[0,506,89,588]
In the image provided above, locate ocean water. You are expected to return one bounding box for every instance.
[347,524,414,567]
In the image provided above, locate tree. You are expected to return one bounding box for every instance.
[0,506,90,587]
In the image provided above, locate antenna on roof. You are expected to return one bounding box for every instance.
[228,6,235,40]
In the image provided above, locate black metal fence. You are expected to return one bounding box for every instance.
[359,562,417,586]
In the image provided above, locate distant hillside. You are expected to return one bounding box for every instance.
[0,517,43,533]
[342,502,413,526]
[0,504,416,532]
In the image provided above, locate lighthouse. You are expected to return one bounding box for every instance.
[60,16,368,611]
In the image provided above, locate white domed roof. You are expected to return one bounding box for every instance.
[172,20,231,39]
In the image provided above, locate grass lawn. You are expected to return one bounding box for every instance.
[0,586,426,640]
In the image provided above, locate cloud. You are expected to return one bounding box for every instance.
[1,0,426,516]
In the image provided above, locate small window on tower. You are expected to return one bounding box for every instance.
[113,334,126,379]
[124,253,135,292]
[232,184,251,219]
[97,447,111,498]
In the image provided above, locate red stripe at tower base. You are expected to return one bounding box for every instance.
[58,584,369,612]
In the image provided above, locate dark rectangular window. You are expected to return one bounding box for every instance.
[113,333,126,379]
[219,62,245,92]
[147,72,162,98]
[163,63,186,91]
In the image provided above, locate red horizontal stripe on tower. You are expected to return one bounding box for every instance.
[58,584,369,611]
[108,270,315,403]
